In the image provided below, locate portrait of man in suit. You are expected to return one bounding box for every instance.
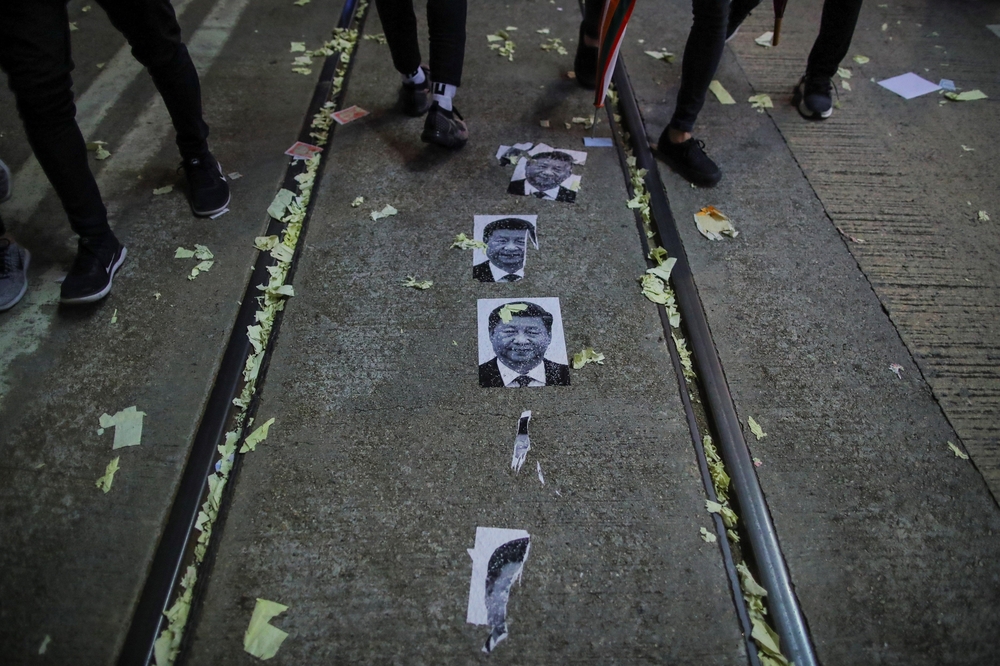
[477,299,570,388]
[473,216,537,283]
[507,144,585,203]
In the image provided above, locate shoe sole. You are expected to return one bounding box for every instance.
[190,161,232,217]
[60,246,127,305]
[792,85,833,120]
[0,248,30,312]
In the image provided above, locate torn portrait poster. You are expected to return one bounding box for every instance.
[467,527,531,654]
[508,144,586,203]
[496,142,534,166]
[477,297,570,388]
[473,215,538,283]
[511,410,531,472]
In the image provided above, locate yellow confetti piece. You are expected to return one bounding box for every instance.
[947,441,969,459]
[244,599,289,660]
[700,527,717,543]
[572,348,605,369]
[748,415,766,440]
[498,302,528,322]
[450,233,487,250]
[153,185,173,195]
[748,93,773,109]
[240,417,276,453]
[853,55,869,64]
[95,456,120,493]
[708,81,736,105]
[945,90,987,101]
[401,276,433,290]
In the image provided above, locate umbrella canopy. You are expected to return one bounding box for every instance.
[594,0,637,108]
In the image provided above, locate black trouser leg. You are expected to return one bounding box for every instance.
[806,0,864,79]
[582,0,604,40]
[0,0,110,239]
[426,0,466,86]
[97,0,210,160]
[670,0,731,133]
[375,0,423,76]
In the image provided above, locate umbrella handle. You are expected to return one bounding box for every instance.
[772,16,783,46]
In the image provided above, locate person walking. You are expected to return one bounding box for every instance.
[0,0,230,307]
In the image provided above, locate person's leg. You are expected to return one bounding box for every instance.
[421,0,469,149]
[574,0,609,89]
[668,0,730,136]
[805,0,864,79]
[374,0,423,77]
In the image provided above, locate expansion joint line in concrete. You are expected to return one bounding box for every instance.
[609,57,819,666]
[115,1,369,664]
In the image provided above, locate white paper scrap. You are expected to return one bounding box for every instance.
[466,527,531,655]
[877,72,941,99]
[988,25,1000,40]
[99,406,147,449]
[536,460,545,485]
[511,410,532,472]
[584,137,613,147]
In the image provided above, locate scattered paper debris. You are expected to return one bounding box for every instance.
[708,80,736,105]
[293,0,310,5]
[536,28,550,34]
[69,21,79,31]
[572,347,605,369]
[837,67,852,79]
[351,196,364,207]
[401,276,433,289]
[466,527,531,655]
[268,188,296,219]
[889,363,903,379]
[539,119,550,128]
[570,115,595,129]
[290,41,306,52]
[939,79,956,91]
[95,456,120,493]
[700,527,717,543]
[82,4,91,10]
[748,93,773,109]
[333,105,369,124]
[584,137,613,147]
[244,598,289,660]
[284,141,323,160]
[947,441,969,460]
[291,66,312,75]
[536,461,545,485]
[977,210,990,222]
[38,635,52,654]
[945,90,988,101]
[755,31,773,47]
[451,233,487,250]
[370,204,398,220]
[540,37,568,55]
[644,50,675,62]
[853,55,870,64]
[240,417,275,453]
[363,33,387,44]
[694,206,738,240]
[988,25,1000,39]
[153,185,173,195]
[881,22,888,31]
[498,302,528,323]
[878,72,941,99]
[488,30,516,61]
[86,141,111,160]
[227,171,242,180]
[748,416,766,440]
[99,406,147,449]
[842,80,851,91]
[189,261,213,280]
[753,457,763,467]
[110,308,118,324]
[511,411,531,472]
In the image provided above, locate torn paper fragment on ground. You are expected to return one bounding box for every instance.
[584,137,613,147]
[240,417,275,453]
[38,635,51,654]
[748,416,766,440]
[244,598,289,660]
[645,50,675,62]
[708,80,736,104]
[694,206,738,240]
[371,204,398,220]
[507,144,586,203]
[451,233,488,251]
[755,31,773,47]
[153,185,173,195]
[890,363,903,379]
[284,141,322,160]
[96,456,120,493]
[700,527,717,543]
[511,411,531,472]
[496,142,533,166]
[977,210,990,222]
[467,527,531,655]
[878,73,940,99]
[99,406,147,449]
[268,188,296,220]
[948,441,969,459]
[333,105,369,124]
[401,276,433,289]
[572,348,605,369]
[748,94,773,110]
[536,461,545,485]
[945,90,988,101]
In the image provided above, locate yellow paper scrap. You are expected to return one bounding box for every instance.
[290,42,306,52]
[99,406,147,449]
[749,93,773,109]
[853,55,869,64]
[87,141,111,160]
[708,81,736,105]
[244,599,289,660]
[82,4,92,10]
[174,247,195,259]
[38,635,51,654]
[268,188,296,220]
[947,441,969,459]
[254,235,279,251]
[645,50,676,62]
[754,31,773,47]
[401,276,433,290]
[537,28,550,34]
[110,309,118,324]
[699,527,717,543]
[69,21,79,31]
[188,260,214,280]
[572,348,605,369]
[977,210,990,222]
[694,206,738,240]
[153,185,173,195]
[649,246,670,265]
[194,244,214,260]
[351,196,364,207]
[539,119,550,128]
[370,204,398,220]
[291,67,312,75]
[540,38,568,55]
[748,416,766,440]
[450,233,487,250]
[498,302,528,322]
[945,90,987,101]
[842,80,851,91]
[646,257,677,283]
[363,33,387,44]
[293,0,310,5]
[737,561,769,597]
[571,116,595,128]
[240,417,276,454]
[96,456,120,493]
[837,67,852,79]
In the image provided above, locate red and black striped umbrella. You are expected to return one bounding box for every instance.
[594,0,637,108]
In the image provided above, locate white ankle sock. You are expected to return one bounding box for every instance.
[404,68,426,85]
[431,82,456,111]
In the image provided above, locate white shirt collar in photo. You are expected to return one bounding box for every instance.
[497,358,546,387]
[488,261,524,282]
[522,178,561,200]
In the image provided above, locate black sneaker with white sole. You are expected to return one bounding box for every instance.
[421,103,469,150]
[792,75,834,120]
[60,234,127,305]
[400,66,432,116]
[182,153,231,217]
[655,130,723,187]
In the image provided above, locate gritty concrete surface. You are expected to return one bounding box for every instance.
[0,0,343,662]
[622,0,1000,663]
[185,3,747,664]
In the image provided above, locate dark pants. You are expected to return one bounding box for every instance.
[374,0,466,86]
[0,0,209,238]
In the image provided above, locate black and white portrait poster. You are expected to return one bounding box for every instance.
[477,297,570,388]
[472,215,538,283]
[507,144,587,203]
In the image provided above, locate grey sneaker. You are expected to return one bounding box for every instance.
[0,158,11,202]
[0,239,30,312]
[421,103,469,150]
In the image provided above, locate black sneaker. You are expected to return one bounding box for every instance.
[655,130,722,187]
[400,67,431,117]
[574,23,598,89]
[0,157,11,202]
[421,103,469,150]
[182,153,231,217]
[60,234,127,305]
[726,0,762,40]
[792,75,834,120]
